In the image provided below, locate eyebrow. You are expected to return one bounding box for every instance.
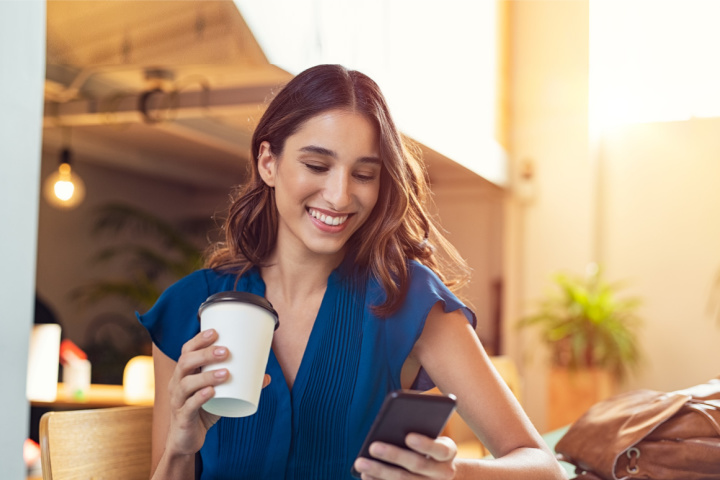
[299,145,381,165]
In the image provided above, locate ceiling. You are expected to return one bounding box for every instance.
[43,0,493,192]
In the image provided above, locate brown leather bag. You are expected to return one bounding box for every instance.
[555,378,720,480]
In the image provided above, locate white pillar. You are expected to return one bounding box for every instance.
[0,1,46,477]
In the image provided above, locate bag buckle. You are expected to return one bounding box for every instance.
[626,447,641,474]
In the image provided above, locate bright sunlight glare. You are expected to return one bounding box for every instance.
[590,0,720,131]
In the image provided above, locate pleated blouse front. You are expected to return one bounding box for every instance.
[138,261,475,479]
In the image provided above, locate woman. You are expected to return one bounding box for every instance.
[139,64,565,480]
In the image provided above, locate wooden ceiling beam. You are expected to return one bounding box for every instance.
[43,83,274,128]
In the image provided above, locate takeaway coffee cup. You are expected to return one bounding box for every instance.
[198,291,279,417]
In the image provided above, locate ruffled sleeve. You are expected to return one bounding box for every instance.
[384,261,477,390]
[136,269,214,361]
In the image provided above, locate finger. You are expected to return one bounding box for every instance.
[181,328,220,357]
[176,343,229,380]
[170,345,228,408]
[353,456,406,480]
[262,374,272,388]
[169,366,229,410]
[175,385,220,432]
[360,474,383,480]
[368,441,435,475]
[182,385,215,416]
[178,368,229,400]
[406,434,457,463]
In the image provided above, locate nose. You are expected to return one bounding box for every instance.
[323,169,352,211]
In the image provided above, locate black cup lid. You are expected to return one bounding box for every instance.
[198,291,279,330]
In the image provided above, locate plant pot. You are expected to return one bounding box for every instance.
[547,366,616,430]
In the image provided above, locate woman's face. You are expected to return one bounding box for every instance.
[258,109,382,261]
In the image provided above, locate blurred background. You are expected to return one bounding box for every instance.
[3,0,720,476]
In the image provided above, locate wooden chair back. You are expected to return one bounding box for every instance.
[39,405,153,480]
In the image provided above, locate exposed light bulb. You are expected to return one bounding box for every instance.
[53,179,75,201]
[43,149,85,209]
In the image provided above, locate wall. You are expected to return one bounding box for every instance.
[0,1,45,478]
[504,0,720,433]
[601,118,720,391]
[431,176,505,352]
[504,0,592,431]
[36,148,232,350]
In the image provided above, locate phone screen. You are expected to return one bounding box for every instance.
[351,390,457,478]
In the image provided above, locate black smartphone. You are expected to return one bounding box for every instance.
[351,390,457,478]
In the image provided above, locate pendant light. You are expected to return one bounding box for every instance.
[43,129,86,209]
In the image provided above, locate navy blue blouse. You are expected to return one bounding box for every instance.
[138,260,475,479]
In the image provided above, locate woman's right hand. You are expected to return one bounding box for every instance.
[163,328,270,457]
[164,328,225,456]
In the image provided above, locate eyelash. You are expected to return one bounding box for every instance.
[303,163,377,182]
[304,163,327,173]
[354,173,377,182]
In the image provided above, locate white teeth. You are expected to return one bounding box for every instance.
[309,208,348,226]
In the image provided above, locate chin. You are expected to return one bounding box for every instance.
[305,238,349,257]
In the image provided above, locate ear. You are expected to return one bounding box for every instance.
[257,141,276,187]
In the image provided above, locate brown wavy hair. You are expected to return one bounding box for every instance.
[206,64,469,316]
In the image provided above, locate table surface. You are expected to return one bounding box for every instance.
[30,382,152,409]
[542,425,575,477]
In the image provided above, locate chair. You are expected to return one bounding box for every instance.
[39,405,153,480]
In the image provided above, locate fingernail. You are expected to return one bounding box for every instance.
[203,329,214,338]
[214,347,226,356]
[214,369,228,378]
[406,434,422,448]
[354,458,370,471]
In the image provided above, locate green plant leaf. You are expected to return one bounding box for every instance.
[517,264,644,381]
[71,202,211,311]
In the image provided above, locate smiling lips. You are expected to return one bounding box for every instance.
[308,208,350,227]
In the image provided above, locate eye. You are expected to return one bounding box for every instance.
[353,172,378,182]
[303,163,328,173]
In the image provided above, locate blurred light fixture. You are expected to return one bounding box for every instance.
[26,323,62,402]
[43,137,86,209]
[123,355,155,404]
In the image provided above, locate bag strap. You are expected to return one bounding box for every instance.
[686,401,720,436]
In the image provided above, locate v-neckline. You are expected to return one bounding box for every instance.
[252,266,339,399]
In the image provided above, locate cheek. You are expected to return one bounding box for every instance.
[361,183,381,212]
[278,172,316,200]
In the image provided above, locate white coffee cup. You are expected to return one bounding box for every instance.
[198,291,279,417]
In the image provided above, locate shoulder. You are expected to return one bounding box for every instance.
[381,259,476,326]
[405,261,465,309]
[406,259,441,285]
[137,268,254,361]
[408,260,476,327]
[153,269,220,302]
[161,267,257,297]
[367,259,445,295]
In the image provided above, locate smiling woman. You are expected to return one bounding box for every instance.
[137,64,566,480]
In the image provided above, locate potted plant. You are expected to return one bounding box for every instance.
[71,202,215,383]
[519,263,643,429]
[73,202,212,310]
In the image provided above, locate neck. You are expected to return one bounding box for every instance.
[261,247,344,306]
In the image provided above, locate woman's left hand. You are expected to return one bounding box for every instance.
[353,433,457,479]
